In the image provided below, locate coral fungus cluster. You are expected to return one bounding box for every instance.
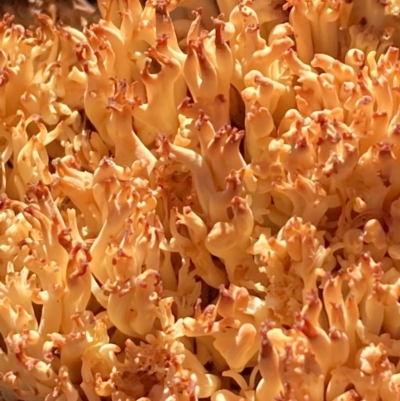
[3,0,400,400]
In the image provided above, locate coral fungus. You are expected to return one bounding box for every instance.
[2,0,400,400]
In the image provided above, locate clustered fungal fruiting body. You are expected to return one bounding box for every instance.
[2,0,400,400]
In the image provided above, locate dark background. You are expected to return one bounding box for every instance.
[0,0,101,27]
